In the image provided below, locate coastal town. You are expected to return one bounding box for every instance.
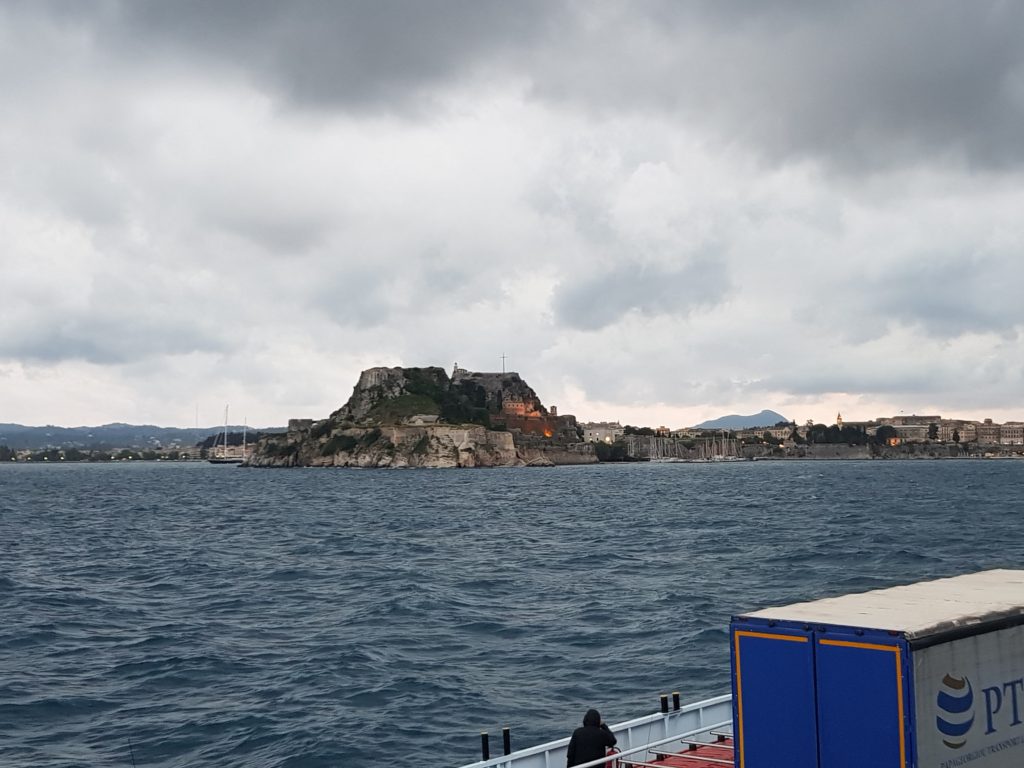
[581,412,1024,449]
[5,365,1023,465]
[578,413,1024,461]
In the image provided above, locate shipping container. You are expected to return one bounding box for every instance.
[730,569,1024,768]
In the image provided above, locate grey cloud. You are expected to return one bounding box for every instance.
[757,353,1024,417]
[554,258,729,331]
[760,368,936,400]
[7,1,1024,426]
[89,0,561,112]
[199,203,334,255]
[801,250,1024,344]
[1,312,228,365]
[863,253,1024,340]
[22,2,1024,171]
[1,264,232,365]
[311,261,394,329]
[312,248,502,329]
[530,2,1024,172]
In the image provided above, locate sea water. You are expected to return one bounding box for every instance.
[2,459,1023,767]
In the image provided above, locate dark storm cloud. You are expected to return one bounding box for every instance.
[19,1,1024,170]
[530,1,1024,171]
[85,0,561,111]
[554,258,729,331]
[70,1,1024,170]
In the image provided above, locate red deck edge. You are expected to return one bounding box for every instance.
[622,738,734,768]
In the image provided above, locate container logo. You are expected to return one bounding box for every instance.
[936,674,975,749]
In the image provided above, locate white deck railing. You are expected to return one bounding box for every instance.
[456,693,732,768]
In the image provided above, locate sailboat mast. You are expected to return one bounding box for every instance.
[224,404,229,459]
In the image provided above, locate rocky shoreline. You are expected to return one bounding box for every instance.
[245,365,598,469]
[246,423,598,468]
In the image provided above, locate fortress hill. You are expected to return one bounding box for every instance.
[248,364,594,468]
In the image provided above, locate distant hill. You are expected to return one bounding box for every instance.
[249,365,589,468]
[0,422,285,451]
[694,410,789,430]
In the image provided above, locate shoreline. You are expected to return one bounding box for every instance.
[5,452,1024,468]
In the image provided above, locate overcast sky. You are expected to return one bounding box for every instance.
[3,1,1024,429]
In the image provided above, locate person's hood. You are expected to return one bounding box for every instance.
[583,709,601,727]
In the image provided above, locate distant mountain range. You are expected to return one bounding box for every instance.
[694,410,789,430]
[0,422,285,451]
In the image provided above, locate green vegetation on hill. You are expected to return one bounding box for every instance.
[367,394,441,424]
[441,378,494,426]
[359,375,492,427]
[407,370,491,426]
[805,423,870,445]
[403,369,446,400]
[439,398,491,427]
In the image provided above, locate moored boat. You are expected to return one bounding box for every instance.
[207,405,246,464]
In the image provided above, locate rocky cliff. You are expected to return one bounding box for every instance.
[247,365,596,468]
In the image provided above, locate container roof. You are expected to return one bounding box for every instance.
[743,569,1024,639]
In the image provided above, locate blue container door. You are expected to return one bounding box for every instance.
[814,636,908,768]
[732,625,819,768]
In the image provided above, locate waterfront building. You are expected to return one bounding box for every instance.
[977,419,1001,444]
[1000,422,1024,445]
[958,421,978,442]
[582,422,625,443]
[938,420,961,442]
[894,424,930,442]
[879,414,942,427]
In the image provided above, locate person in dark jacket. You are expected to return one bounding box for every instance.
[566,708,617,767]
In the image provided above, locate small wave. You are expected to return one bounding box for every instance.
[0,627,59,649]
[3,459,1022,768]
[455,621,527,639]
[0,575,20,590]
[0,695,119,722]
[121,633,179,650]
[267,568,308,582]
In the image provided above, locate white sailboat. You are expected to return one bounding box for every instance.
[208,405,245,464]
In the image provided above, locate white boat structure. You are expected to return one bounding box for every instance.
[648,436,687,463]
[695,432,742,462]
[208,405,247,464]
[457,694,732,768]
[459,570,1024,768]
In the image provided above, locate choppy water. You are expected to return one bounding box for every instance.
[2,460,1023,767]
